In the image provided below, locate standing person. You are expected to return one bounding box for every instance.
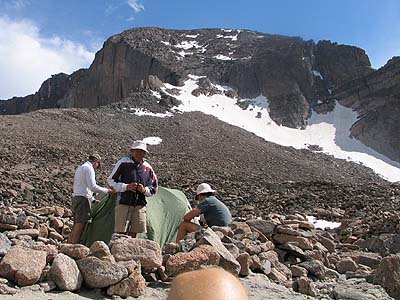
[107,140,158,238]
[68,154,114,244]
[176,183,232,242]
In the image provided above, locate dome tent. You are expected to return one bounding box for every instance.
[81,187,192,248]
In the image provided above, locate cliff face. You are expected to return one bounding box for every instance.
[1,27,398,162]
[0,28,371,124]
[334,57,400,162]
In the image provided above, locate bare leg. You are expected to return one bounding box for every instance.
[68,223,86,244]
[176,221,201,242]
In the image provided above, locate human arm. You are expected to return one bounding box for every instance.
[107,159,129,192]
[141,163,158,197]
[85,165,109,194]
[183,208,202,222]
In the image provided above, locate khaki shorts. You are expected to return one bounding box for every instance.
[115,204,147,234]
[71,196,91,224]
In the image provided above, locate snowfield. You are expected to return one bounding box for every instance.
[158,76,400,182]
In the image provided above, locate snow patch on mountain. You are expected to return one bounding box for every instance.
[312,70,323,80]
[174,40,201,50]
[143,136,163,145]
[124,107,173,118]
[306,216,341,230]
[161,76,400,182]
[214,54,234,61]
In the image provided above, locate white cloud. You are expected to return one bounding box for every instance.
[126,0,144,13]
[0,0,29,10]
[0,16,94,99]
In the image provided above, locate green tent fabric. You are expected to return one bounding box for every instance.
[80,187,192,248]
[80,192,115,247]
[137,187,192,247]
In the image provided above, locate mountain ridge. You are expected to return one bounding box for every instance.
[0,27,399,164]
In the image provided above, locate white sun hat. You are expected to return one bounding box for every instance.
[195,183,216,196]
[129,140,148,153]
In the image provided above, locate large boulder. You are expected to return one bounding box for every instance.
[110,237,162,271]
[49,253,82,291]
[30,244,59,263]
[374,254,400,300]
[299,259,326,280]
[333,278,393,300]
[336,257,358,274]
[77,256,128,288]
[246,219,277,236]
[196,228,241,275]
[165,245,220,276]
[0,246,47,286]
[59,244,90,260]
[107,264,146,298]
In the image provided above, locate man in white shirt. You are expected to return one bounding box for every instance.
[68,154,114,244]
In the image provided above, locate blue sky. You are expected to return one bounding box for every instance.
[0,0,399,99]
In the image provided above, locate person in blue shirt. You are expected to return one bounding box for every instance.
[176,183,232,242]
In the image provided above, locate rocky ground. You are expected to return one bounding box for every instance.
[0,104,400,299]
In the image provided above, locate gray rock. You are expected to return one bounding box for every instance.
[0,233,11,256]
[333,278,393,300]
[241,273,309,299]
[299,259,326,280]
[49,253,82,291]
[106,267,146,298]
[293,276,317,297]
[110,237,162,271]
[77,256,128,289]
[374,254,400,300]
[246,219,276,236]
[196,228,241,275]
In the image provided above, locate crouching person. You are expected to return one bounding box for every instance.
[176,183,232,242]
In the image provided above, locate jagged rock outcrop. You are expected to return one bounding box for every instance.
[335,56,400,162]
[2,27,398,162]
[4,27,398,161]
[0,27,371,129]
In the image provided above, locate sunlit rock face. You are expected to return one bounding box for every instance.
[1,27,398,163]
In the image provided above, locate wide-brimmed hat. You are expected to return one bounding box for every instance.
[129,140,148,153]
[195,183,216,197]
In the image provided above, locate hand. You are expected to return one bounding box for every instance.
[107,188,116,194]
[137,184,146,194]
[93,199,101,204]
[126,182,138,191]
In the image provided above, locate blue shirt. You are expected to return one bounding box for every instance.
[196,196,232,227]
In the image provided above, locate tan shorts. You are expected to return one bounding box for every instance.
[115,204,147,234]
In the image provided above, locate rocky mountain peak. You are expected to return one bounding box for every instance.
[0,27,399,163]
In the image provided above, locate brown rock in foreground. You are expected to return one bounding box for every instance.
[49,253,83,291]
[0,246,47,286]
[165,245,220,276]
[111,237,162,271]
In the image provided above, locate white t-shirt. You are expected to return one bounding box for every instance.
[73,161,108,202]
